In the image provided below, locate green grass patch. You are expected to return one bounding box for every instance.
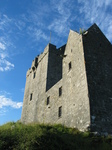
[0,122,112,150]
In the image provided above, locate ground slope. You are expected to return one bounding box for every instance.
[0,122,112,150]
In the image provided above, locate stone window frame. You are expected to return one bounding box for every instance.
[58,106,62,118]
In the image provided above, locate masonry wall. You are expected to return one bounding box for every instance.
[46,44,65,91]
[35,44,65,123]
[21,44,49,123]
[34,31,91,131]
[42,79,63,124]
[62,30,90,131]
[83,24,112,134]
[21,31,91,132]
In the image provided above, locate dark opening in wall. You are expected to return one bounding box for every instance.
[59,86,62,97]
[33,72,36,79]
[30,93,33,101]
[69,62,72,70]
[47,96,50,105]
[58,106,62,117]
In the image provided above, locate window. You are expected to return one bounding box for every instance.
[33,72,36,79]
[69,62,72,70]
[30,93,33,101]
[59,86,62,97]
[47,96,50,105]
[58,106,62,117]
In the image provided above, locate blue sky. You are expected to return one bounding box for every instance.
[0,0,112,125]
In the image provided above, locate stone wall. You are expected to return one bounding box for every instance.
[21,31,90,132]
[62,30,90,131]
[21,44,49,123]
[46,44,65,91]
[83,23,112,134]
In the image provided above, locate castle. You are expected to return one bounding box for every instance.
[21,24,112,135]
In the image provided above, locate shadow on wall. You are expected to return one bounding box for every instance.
[83,24,112,134]
[46,44,66,91]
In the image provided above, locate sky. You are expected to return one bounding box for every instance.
[0,0,112,125]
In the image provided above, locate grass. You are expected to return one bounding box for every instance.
[0,122,112,150]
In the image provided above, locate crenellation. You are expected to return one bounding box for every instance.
[21,23,112,135]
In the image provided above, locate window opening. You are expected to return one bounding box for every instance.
[69,62,72,70]
[47,96,50,105]
[33,72,36,79]
[30,93,33,101]
[59,86,62,97]
[58,106,62,117]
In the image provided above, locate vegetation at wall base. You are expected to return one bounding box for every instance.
[0,122,112,150]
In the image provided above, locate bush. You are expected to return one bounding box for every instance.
[0,122,112,150]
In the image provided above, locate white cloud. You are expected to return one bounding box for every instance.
[0,14,16,72]
[51,0,71,16]
[0,42,6,50]
[0,53,8,59]
[0,108,7,116]
[0,67,3,71]
[77,0,112,42]
[0,42,14,72]
[0,91,11,96]
[0,95,23,109]
[48,0,73,36]
[0,59,14,72]
[25,0,74,41]
[35,29,48,41]
[15,20,26,31]
[0,14,12,31]
[27,27,48,41]
[48,19,68,35]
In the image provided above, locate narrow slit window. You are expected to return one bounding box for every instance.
[47,96,50,105]
[59,86,62,97]
[58,106,62,117]
[33,72,36,79]
[30,93,33,101]
[69,62,72,70]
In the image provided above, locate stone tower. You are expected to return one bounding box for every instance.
[21,24,112,134]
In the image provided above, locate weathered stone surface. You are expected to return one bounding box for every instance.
[83,24,112,134]
[21,23,112,134]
